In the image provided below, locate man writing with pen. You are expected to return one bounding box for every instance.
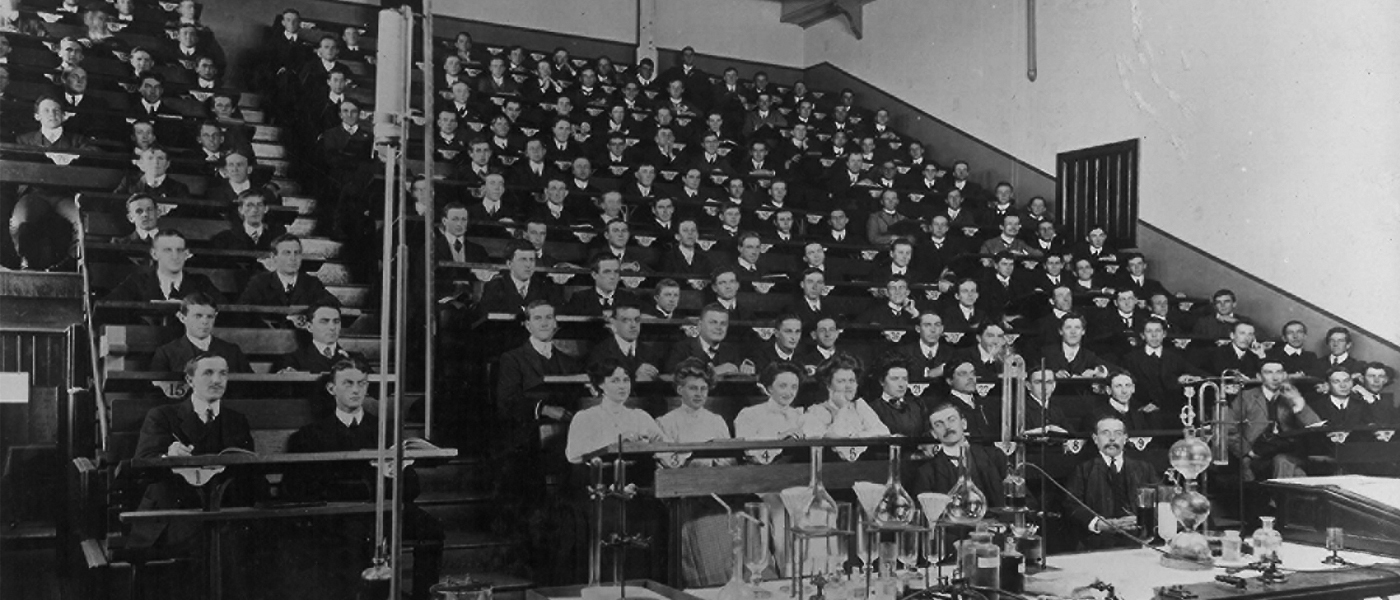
[129,353,259,597]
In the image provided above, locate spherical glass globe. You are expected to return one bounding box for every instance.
[1169,433,1213,481]
[1170,489,1212,532]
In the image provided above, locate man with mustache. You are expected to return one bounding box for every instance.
[909,401,1007,507]
[1064,415,1158,550]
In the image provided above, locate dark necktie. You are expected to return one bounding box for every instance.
[284,281,295,295]
[323,345,335,359]
[205,408,215,424]
[453,239,464,254]
[165,282,177,300]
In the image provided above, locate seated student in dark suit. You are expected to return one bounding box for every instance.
[1068,224,1119,267]
[1115,253,1169,301]
[563,256,637,318]
[589,219,655,274]
[867,238,920,287]
[896,311,957,384]
[238,234,339,307]
[729,231,777,280]
[587,304,665,382]
[272,303,365,373]
[909,401,1007,508]
[1191,289,1250,341]
[750,314,805,373]
[939,279,992,344]
[1023,368,1072,434]
[1120,317,1207,418]
[951,322,1013,381]
[664,304,754,375]
[496,300,582,436]
[113,193,163,245]
[1089,372,1162,433]
[707,267,758,322]
[128,353,257,597]
[1202,321,1265,376]
[211,189,286,252]
[529,178,581,231]
[1266,320,1323,377]
[1321,326,1368,377]
[148,293,253,373]
[205,151,271,210]
[976,252,1035,321]
[436,202,490,264]
[937,359,1001,440]
[642,279,686,320]
[1311,366,1380,431]
[1039,313,1112,378]
[913,216,969,280]
[864,355,931,437]
[633,197,680,247]
[857,276,922,329]
[788,268,835,331]
[813,208,867,247]
[285,358,444,600]
[796,317,849,373]
[105,230,225,303]
[114,147,192,202]
[1090,288,1151,362]
[465,173,521,227]
[476,240,565,315]
[658,218,715,277]
[1064,415,1159,550]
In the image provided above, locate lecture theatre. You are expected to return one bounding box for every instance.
[1,0,1397,599]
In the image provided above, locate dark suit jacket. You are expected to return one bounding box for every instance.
[1089,397,1161,433]
[562,288,638,317]
[1023,397,1071,431]
[271,344,365,373]
[1265,347,1322,377]
[1202,345,1262,377]
[1116,275,1169,301]
[788,296,836,331]
[436,233,490,264]
[749,343,802,373]
[1038,344,1110,375]
[913,237,969,280]
[1309,394,1378,431]
[496,341,580,423]
[940,305,990,336]
[909,444,1008,508]
[210,223,286,252]
[1120,347,1206,414]
[238,271,338,307]
[857,302,920,329]
[129,400,254,547]
[664,337,749,372]
[285,413,420,503]
[105,268,224,303]
[476,274,564,315]
[894,341,956,380]
[149,336,252,373]
[1064,454,1158,549]
[586,336,664,376]
[659,246,715,277]
[114,174,192,200]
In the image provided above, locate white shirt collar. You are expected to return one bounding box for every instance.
[335,408,365,427]
[191,396,220,420]
[313,340,338,357]
[1284,345,1302,356]
[243,223,264,238]
[156,270,183,293]
[816,346,835,359]
[1145,345,1162,357]
[187,335,211,351]
[1063,342,1080,361]
[41,126,63,142]
[529,337,553,358]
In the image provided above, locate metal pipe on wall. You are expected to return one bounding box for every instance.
[421,0,436,442]
[390,6,416,599]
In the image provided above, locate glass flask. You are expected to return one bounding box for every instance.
[873,445,916,527]
[743,502,772,598]
[1251,516,1283,561]
[1164,431,1214,567]
[718,513,753,600]
[944,448,987,524]
[799,446,840,534]
[1002,463,1027,511]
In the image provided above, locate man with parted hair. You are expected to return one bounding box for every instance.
[1120,316,1206,418]
[114,193,163,245]
[129,353,256,563]
[106,229,224,302]
[1191,288,1250,340]
[1202,320,1265,376]
[587,304,663,382]
[564,255,635,317]
[1063,415,1158,550]
[286,358,444,600]
[664,303,753,375]
[1224,359,1321,480]
[238,234,339,307]
[909,401,1008,504]
[149,293,252,373]
[273,303,365,373]
[212,189,285,252]
[658,217,714,277]
[477,239,563,314]
[751,314,804,373]
[1265,320,1322,377]
[1322,326,1366,375]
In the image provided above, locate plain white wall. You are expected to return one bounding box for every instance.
[337,0,805,66]
[805,0,1400,343]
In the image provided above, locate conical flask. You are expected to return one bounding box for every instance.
[872,445,916,527]
[945,446,987,524]
[799,446,840,534]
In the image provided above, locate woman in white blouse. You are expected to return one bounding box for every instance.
[657,358,735,587]
[565,358,664,463]
[734,361,806,464]
[657,357,733,468]
[802,352,890,460]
